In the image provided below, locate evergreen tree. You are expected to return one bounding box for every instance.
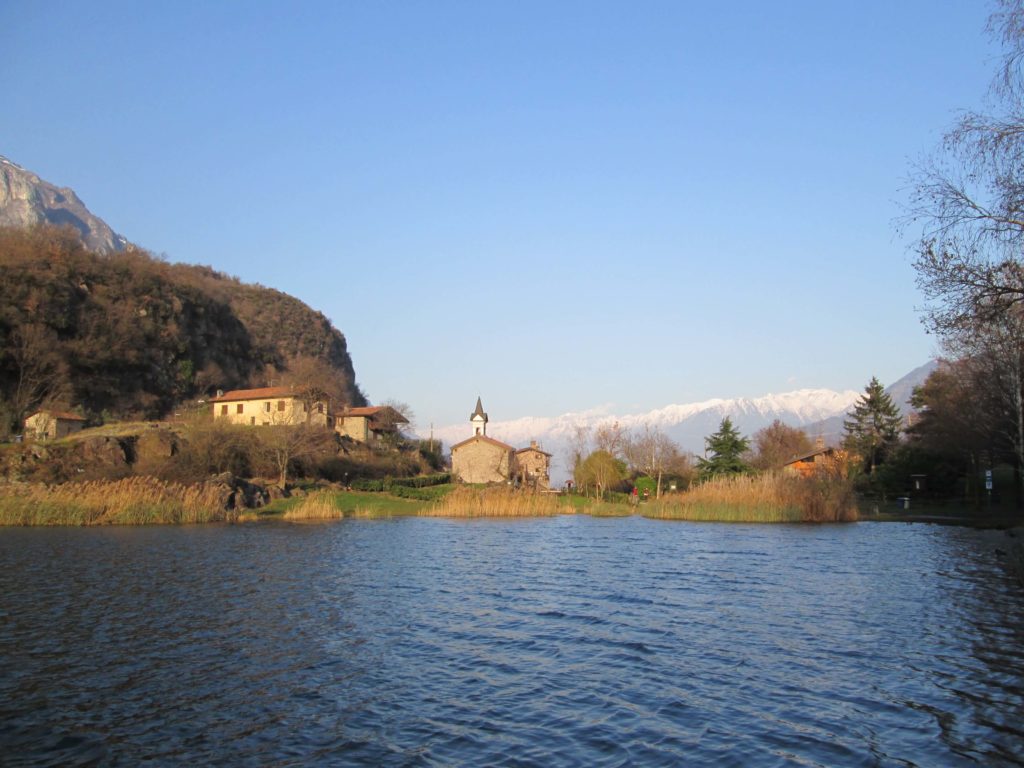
[697,417,750,480]
[842,377,903,474]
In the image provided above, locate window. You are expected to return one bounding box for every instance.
[220,405,228,415]
[250,417,255,425]
[264,402,271,413]
[236,404,244,414]
[317,403,324,414]
[277,400,286,412]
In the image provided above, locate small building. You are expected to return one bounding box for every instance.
[210,386,330,427]
[783,446,838,477]
[24,410,87,440]
[451,397,517,484]
[451,434,517,484]
[336,406,409,443]
[515,441,552,489]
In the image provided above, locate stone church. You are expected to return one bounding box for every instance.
[450,398,551,488]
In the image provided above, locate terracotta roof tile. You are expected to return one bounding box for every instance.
[450,434,515,452]
[210,386,299,402]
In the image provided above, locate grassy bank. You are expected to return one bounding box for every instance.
[644,472,858,524]
[0,477,234,525]
[281,488,428,520]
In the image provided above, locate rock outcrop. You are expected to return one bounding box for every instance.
[0,155,128,254]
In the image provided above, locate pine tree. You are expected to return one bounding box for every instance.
[697,417,751,480]
[842,377,903,474]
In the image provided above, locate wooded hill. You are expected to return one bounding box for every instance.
[0,225,366,433]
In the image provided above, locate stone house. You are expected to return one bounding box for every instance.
[24,410,87,440]
[451,434,517,484]
[515,441,552,489]
[210,386,331,427]
[336,406,409,443]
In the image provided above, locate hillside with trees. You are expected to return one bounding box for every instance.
[0,225,366,434]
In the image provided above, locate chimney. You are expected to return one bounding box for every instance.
[531,440,538,449]
[815,436,825,450]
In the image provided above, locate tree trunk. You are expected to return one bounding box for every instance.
[1014,359,1024,509]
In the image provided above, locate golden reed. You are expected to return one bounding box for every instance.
[647,470,858,523]
[0,476,234,526]
[283,491,344,520]
[424,487,573,517]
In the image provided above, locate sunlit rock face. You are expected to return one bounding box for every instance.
[0,155,128,254]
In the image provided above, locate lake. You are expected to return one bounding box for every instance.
[1,517,1023,766]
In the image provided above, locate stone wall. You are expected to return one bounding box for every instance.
[452,438,514,484]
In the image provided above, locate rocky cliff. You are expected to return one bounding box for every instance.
[0,155,128,255]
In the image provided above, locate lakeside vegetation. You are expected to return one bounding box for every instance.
[0,477,235,526]
[644,472,857,524]
[0,469,862,526]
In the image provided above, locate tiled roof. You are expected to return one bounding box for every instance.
[516,446,552,456]
[343,406,409,423]
[210,386,299,402]
[450,434,515,452]
[784,447,836,465]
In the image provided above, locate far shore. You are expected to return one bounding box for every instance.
[0,478,1018,529]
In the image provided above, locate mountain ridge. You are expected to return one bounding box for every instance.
[431,365,936,480]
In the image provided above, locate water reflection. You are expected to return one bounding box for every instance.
[1,519,1023,765]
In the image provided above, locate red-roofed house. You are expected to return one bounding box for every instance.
[24,410,87,440]
[210,386,330,427]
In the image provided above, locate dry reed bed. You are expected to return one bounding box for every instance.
[0,477,234,526]
[282,491,344,520]
[646,472,858,523]
[424,487,574,517]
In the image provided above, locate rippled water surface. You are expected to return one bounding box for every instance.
[2,517,1024,766]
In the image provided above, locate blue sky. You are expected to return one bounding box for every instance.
[1,1,997,430]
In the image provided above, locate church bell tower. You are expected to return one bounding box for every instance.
[470,397,488,437]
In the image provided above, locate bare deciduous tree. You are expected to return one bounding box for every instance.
[257,424,338,487]
[7,323,71,429]
[624,425,681,498]
[280,355,350,424]
[751,420,814,471]
[593,421,627,458]
[566,423,591,486]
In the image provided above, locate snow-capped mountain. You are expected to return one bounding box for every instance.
[430,363,937,481]
[433,388,861,478]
